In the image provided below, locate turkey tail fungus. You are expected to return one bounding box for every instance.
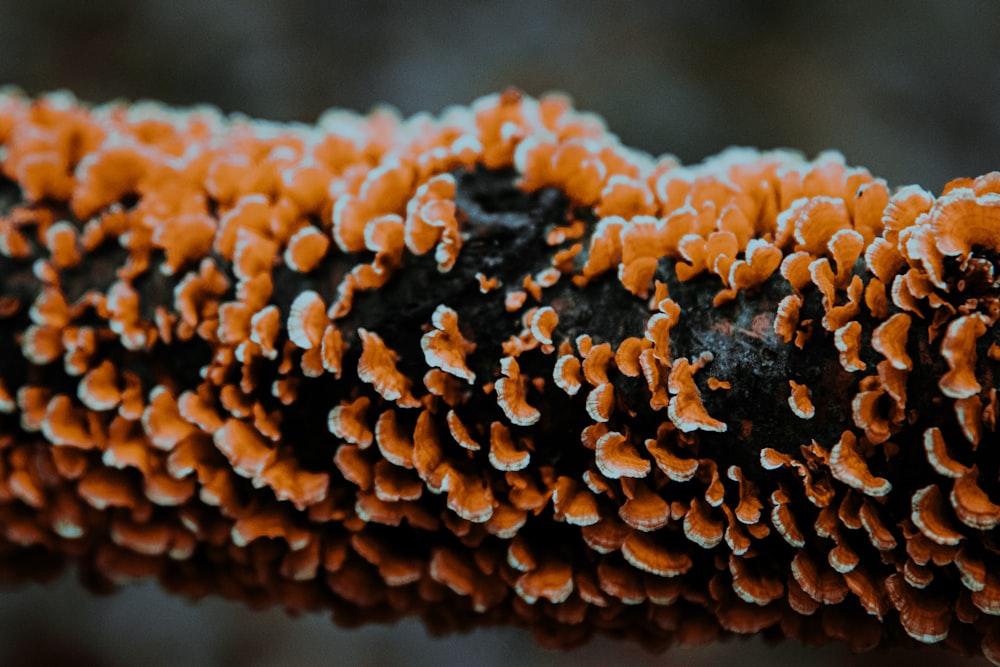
[2,88,1000,661]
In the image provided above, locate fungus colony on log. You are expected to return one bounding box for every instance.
[1,89,1000,661]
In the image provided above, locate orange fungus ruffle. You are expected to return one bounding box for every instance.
[1,89,1000,660]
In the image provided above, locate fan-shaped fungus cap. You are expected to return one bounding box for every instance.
[445,410,481,451]
[44,220,83,270]
[552,476,600,526]
[420,369,463,408]
[931,188,1000,260]
[851,387,893,445]
[151,214,217,276]
[581,341,614,386]
[950,468,1000,530]
[357,329,420,407]
[585,383,615,422]
[595,432,651,479]
[667,357,726,433]
[619,256,659,298]
[495,356,540,426]
[833,321,866,373]
[683,496,724,549]
[327,396,374,447]
[374,410,414,469]
[780,251,813,293]
[442,466,494,523]
[939,314,987,399]
[728,465,762,525]
[872,313,913,371]
[788,380,815,419]
[333,444,375,491]
[790,550,848,606]
[613,337,645,378]
[528,306,558,346]
[727,238,782,294]
[515,560,574,604]
[421,305,476,383]
[488,421,531,472]
[923,427,971,479]
[618,478,670,532]
[830,431,891,497]
[287,290,328,350]
[261,454,330,510]
[885,574,953,644]
[77,468,141,510]
[645,437,698,482]
[77,360,122,411]
[773,294,803,344]
[213,418,277,480]
[912,485,964,546]
[828,229,864,285]
[284,225,330,273]
[765,485,805,548]
[786,196,851,255]
[621,531,693,578]
[320,324,345,377]
[142,386,196,450]
[729,554,786,605]
[553,354,583,396]
[410,409,448,493]
[372,459,421,502]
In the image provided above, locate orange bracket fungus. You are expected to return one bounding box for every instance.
[3,88,1000,662]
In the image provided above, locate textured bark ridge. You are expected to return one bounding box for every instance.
[1,90,1000,662]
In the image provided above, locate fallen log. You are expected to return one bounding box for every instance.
[1,88,999,661]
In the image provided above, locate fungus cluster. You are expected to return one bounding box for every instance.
[1,88,1000,661]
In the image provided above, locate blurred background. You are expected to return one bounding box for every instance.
[0,0,997,665]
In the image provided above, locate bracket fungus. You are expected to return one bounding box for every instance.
[2,88,1000,662]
